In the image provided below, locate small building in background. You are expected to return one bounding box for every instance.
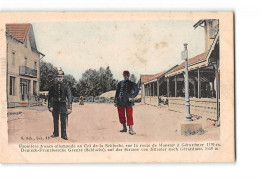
[6,23,45,107]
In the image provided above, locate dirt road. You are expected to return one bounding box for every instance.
[8,103,219,143]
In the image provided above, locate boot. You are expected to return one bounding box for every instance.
[61,135,68,140]
[50,133,59,138]
[129,125,136,135]
[120,123,127,132]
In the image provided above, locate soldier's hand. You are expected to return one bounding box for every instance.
[68,105,72,110]
[129,97,134,102]
[48,107,53,112]
[67,109,72,114]
[67,105,72,114]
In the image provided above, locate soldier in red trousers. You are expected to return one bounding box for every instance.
[114,71,139,135]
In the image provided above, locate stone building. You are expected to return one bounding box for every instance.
[6,23,45,107]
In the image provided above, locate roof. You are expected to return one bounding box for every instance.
[140,75,154,83]
[6,23,31,42]
[140,64,179,84]
[193,20,205,29]
[6,23,45,57]
[141,70,168,84]
[167,51,209,74]
[140,52,208,83]
[149,70,168,81]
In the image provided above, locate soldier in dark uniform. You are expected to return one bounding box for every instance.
[48,68,72,140]
[114,71,139,135]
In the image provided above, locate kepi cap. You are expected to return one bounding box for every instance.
[123,70,130,76]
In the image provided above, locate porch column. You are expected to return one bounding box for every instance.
[150,83,152,96]
[174,75,177,97]
[193,79,196,97]
[145,85,147,96]
[167,77,170,97]
[151,83,152,96]
[212,80,215,97]
[141,83,143,98]
[198,68,201,98]
[216,68,220,120]
[157,79,160,106]
[149,83,152,96]
[153,82,155,96]
[147,84,149,96]
[157,80,159,97]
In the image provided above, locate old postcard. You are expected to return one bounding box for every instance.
[0,12,234,163]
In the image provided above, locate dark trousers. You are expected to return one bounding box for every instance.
[52,112,67,137]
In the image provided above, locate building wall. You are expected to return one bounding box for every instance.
[7,32,40,105]
[205,19,219,51]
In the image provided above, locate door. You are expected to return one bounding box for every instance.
[20,79,29,101]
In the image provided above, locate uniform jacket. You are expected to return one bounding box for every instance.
[48,82,72,113]
[115,80,139,107]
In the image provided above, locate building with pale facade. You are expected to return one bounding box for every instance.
[6,24,44,107]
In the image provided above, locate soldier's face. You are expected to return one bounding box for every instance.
[123,75,129,80]
[57,76,64,82]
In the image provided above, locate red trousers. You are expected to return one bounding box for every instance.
[117,106,134,126]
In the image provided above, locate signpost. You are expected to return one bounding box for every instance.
[182,43,192,121]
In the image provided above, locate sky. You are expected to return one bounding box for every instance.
[33,20,205,81]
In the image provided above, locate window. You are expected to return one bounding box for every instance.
[12,51,15,66]
[33,81,37,95]
[24,37,27,48]
[34,61,37,70]
[9,76,15,96]
[24,57,28,66]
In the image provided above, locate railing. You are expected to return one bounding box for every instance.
[19,66,37,78]
[144,96,159,106]
[168,97,218,121]
[28,95,43,107]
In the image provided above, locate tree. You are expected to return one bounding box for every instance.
[78,66,118,97]
[78,69,99,96]
[39,61,58,91]
[63,74,78,97]
[130,74,137,83]
[40,61,79,97]
[111,79,118,90]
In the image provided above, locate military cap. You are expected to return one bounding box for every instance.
[57,68,64,76]
[123,70,130,76]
